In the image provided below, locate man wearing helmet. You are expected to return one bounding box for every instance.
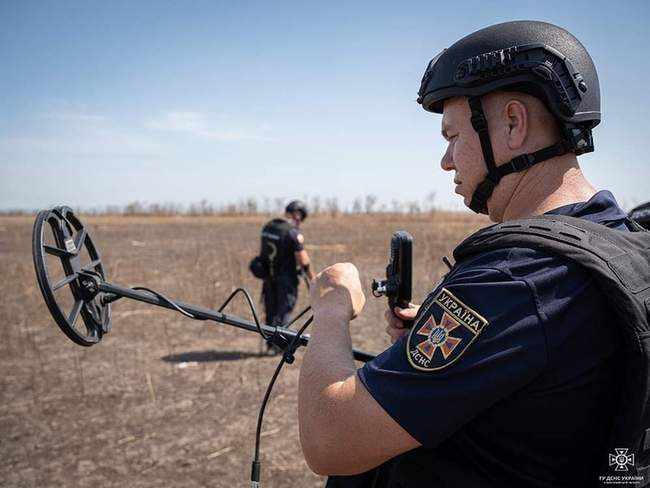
[256,200,315,337]
[299,21,630,487]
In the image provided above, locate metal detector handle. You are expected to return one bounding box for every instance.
[371,231,414,328]
[301,273,311,291]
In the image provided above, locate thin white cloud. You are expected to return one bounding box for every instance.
[0,131,164,158]
[146,111,274,141]
[0,109,164,158]
[147,111,207,132]
[0,107,273,164]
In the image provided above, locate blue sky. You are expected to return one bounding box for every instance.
[1,0,649,212]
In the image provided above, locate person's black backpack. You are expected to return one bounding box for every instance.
[452,214,650,486]
[249,219,294,279]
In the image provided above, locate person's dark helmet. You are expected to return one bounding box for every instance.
[418,20,600,130]
[417,21,601,214]
[285,200,308,221]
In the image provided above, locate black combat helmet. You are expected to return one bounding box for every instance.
[418,20,600,214]
[285,200,308,221]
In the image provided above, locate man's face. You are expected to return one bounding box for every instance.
[289,212,302,227]
[439,97,486,208]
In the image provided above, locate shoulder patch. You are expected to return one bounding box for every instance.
[406,288,489,372]
[296,233,304,244]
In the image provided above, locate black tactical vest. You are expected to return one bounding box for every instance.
[327,214,650,487]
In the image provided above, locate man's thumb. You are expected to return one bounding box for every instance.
[394,305,418,320]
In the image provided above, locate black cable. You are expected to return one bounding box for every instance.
[112,283,276,344]
[250,315,313,487]
[217,287,269,340]
[96,279,315,486]
[132,286,205,320]
[285,305,312,328]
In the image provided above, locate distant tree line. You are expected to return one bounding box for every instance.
[1,193,439,217]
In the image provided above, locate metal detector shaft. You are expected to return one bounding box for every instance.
[97,282,375,363]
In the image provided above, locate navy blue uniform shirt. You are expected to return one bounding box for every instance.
[263,218,305,278]
[282,225,304,277]
[358,191,627,487]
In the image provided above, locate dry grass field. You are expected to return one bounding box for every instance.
[0,212,487,488]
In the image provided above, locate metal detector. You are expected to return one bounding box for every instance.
[31,205,375,487]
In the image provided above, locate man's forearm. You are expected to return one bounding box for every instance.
[299,263,418,475]
[298,311,357,469]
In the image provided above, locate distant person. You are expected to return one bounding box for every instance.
[251,200,315,337]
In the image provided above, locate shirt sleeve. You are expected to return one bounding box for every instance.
[357,264,548,448]
[288,228,305,252]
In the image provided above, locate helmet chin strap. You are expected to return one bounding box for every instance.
[467,96,571,214]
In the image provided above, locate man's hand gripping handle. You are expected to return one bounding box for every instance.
[371,231,414,328]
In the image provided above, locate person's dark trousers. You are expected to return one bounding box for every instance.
[263,275,298,328]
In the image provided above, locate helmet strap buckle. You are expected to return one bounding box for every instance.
[508,153,536,173]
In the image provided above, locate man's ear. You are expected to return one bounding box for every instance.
[504,99,528,150]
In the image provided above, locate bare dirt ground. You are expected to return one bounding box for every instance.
[0,212,487,488]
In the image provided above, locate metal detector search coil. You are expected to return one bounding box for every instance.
[32,206,112,346]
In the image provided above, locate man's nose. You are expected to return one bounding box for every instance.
[440,144,455,171]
